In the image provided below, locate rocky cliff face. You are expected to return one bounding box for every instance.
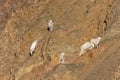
[0,0,120,80]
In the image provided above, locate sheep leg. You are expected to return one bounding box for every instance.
[30,50,33,56]
[79,50,82,56]
[95,45,98,48]
[59,58,64,63]
[79,49,85,56]
[96,45,98,48]
[96,43,100,48]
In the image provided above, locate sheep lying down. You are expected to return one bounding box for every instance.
[30,40,38,56]
[79,42,94,56]
[79,37,102,56]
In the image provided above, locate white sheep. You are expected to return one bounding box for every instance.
[30,40,38,56]
[59,53,65,64]
[48,20,53,31]
[79,42,94,56]
[90,36,102,48]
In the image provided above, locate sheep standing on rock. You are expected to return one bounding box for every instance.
[48,20,53,31]
[79,42,94,56]
[90,37,102,48]
[29,40,38,56]
[59,53,65,64]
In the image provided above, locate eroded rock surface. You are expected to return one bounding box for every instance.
[0,0,120,80]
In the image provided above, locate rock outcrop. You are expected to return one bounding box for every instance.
[0,0,120,80]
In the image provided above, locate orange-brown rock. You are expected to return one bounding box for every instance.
[0,0,120,80]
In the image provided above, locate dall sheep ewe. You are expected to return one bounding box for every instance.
[48,20,53,31]
[90,37,102,48]
[59,53,65,64]
[79,42,94,56]
[29,40,38,56]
